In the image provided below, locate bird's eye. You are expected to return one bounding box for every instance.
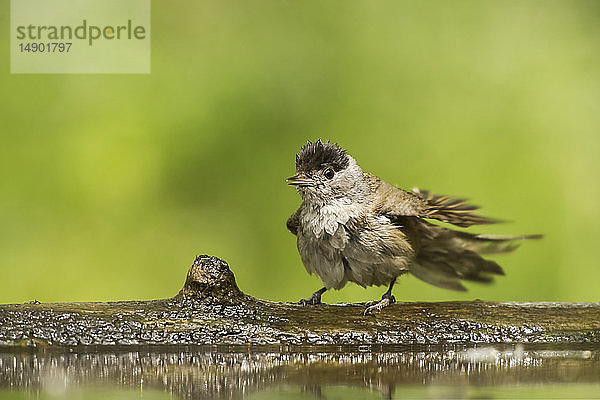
[323,168,335,179]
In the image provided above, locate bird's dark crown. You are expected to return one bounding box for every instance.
[296,140,349,173]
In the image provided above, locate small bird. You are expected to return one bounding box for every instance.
[286,140,540,315]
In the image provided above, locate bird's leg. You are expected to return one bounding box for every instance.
[364,278,396,315]
[298,287,327,306]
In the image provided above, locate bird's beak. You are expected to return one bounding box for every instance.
[286,173,314,187]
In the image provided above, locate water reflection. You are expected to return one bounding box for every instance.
[0,345,598,399]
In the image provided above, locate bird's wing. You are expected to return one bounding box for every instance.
[286,207,301,236]
[407,218,540,291]
[367,173,496,227]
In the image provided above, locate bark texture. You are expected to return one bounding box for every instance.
[0,255,599,348]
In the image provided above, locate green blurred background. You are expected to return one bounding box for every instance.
[0,0,598,304]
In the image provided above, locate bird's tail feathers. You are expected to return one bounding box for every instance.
[452,231,543,254]
[409,220,541,291]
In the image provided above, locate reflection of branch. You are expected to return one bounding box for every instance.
[0,255,599,347]
[2,347,598,399]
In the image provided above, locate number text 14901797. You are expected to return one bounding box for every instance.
[19,42,72,52]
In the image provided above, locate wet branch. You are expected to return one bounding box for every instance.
[0,256,599,348]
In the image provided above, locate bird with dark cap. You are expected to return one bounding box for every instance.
[286,140,540,315]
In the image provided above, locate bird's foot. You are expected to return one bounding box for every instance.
[298,292,322,306]
[363,294,396,315]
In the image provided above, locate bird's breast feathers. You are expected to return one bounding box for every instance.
[299,199,360,239]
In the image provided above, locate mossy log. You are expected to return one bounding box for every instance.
[0,255,599,348]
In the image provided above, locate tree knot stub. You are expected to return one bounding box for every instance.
[176,255,244,304]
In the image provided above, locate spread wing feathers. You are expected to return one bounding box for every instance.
[368,176,497,228]
[408,220,540,291]
[413,188,498,227]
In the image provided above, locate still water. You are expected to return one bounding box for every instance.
[0,344,598,399]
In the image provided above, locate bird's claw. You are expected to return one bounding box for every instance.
[363,295,395,316]
[297,295,322,306]
[363,298,390,315]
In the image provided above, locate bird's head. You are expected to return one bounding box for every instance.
[287,140,366,203]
